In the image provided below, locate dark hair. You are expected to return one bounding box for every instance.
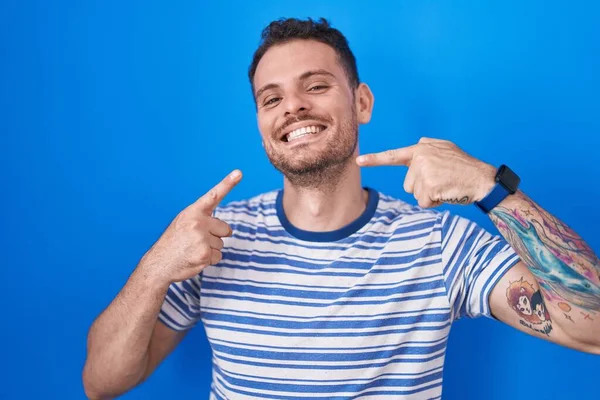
[248,17,360,96]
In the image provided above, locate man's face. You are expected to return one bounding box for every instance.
[252,40,364,184]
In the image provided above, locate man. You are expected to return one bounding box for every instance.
[83,17,600,399]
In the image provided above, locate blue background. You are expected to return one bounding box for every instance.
[1,0,599,399]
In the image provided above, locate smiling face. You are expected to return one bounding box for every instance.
[252,39,373,187]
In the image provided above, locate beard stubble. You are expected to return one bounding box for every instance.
[264,110,359,190]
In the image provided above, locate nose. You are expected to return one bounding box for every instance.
[282,92,311,117]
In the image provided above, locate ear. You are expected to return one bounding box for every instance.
[354,83,375,124]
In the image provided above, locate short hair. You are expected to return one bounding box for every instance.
[248,17,360,96]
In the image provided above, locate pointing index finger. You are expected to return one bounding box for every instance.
[356,145,416,167]
[194,169,243,214]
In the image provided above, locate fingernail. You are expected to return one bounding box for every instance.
[230,170,241,179]
[356,156,365,164]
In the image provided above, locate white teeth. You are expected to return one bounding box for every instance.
[286,125,325,142]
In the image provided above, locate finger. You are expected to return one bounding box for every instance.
[413,179,422,203]
[208,235,224,251]
[430,200,443,208]
[210,248,222,265]
[403,166,418,194]
[419,197,435,208]
[413,181,432,208]
[194,170,243,214]
[356,146,416,167]
[208,218,232,238]
[419,137,453,148]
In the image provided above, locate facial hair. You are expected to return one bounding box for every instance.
[264,107,359,189]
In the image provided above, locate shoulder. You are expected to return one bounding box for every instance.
[372,190,492,244]
[213,189,280,224]
[374,190,506,256]
[374,189,446,228]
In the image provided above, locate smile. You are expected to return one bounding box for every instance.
[284,125,326,142]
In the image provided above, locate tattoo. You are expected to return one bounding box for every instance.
[490,199,600,314]
[521,209,533,217]
[581,312,593,321]
[520,319,553,335]
[441,196,469,204]
[564,313,575,323]
[506,277,553,336]
[557,302,571,312]
[539,207,598,266]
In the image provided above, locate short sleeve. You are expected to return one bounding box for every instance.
[441,211,521,320]
[158,274,202,331]
[157,205,231,331]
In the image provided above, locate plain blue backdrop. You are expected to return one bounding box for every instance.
[1,0,599,399]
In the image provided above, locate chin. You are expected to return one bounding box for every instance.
[265,131,358,180]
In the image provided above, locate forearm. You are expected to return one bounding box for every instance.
[488,190,600,347]
[83,265,170,398]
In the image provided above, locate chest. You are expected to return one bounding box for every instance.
[200,237,450,352]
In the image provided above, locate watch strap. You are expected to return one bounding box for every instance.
[474,182,511,213]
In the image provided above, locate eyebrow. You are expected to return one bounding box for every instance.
[254,69,336,100]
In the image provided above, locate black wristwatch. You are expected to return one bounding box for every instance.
[474,165,520,213]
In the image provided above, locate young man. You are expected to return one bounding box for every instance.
[83,17,600,399]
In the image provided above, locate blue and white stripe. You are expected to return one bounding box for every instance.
[159,188,519,398]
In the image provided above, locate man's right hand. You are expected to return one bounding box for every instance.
[139,169,243,284]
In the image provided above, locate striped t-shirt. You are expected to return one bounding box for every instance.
[159,187,520,399]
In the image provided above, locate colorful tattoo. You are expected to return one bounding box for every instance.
[506,277,552,335]
[490,197,600,315]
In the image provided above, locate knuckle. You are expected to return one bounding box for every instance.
[413,152,426,163]
[217,220,233,236]
[175,212,199,229]
[199,244,212,258]
[172,211,188,227]
[187,218,201,230]
[182,220,203,236]
[384,149,397,158]
[208,188,218,200]
[190,245,211,265]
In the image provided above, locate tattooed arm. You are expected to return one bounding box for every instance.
[486,190,600,353]
[356,137,600,353]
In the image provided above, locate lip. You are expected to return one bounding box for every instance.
[278,121,328,141]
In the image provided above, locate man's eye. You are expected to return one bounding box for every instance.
[309,85,328,91]
[264,97,281,106]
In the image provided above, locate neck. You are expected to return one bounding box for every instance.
[281,161,368,232]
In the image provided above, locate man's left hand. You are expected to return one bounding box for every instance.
[356,137,497,208]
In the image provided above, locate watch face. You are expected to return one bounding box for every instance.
[496,165,507,181]
[497,165,520,193]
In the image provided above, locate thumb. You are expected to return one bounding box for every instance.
[193,169,242,215]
